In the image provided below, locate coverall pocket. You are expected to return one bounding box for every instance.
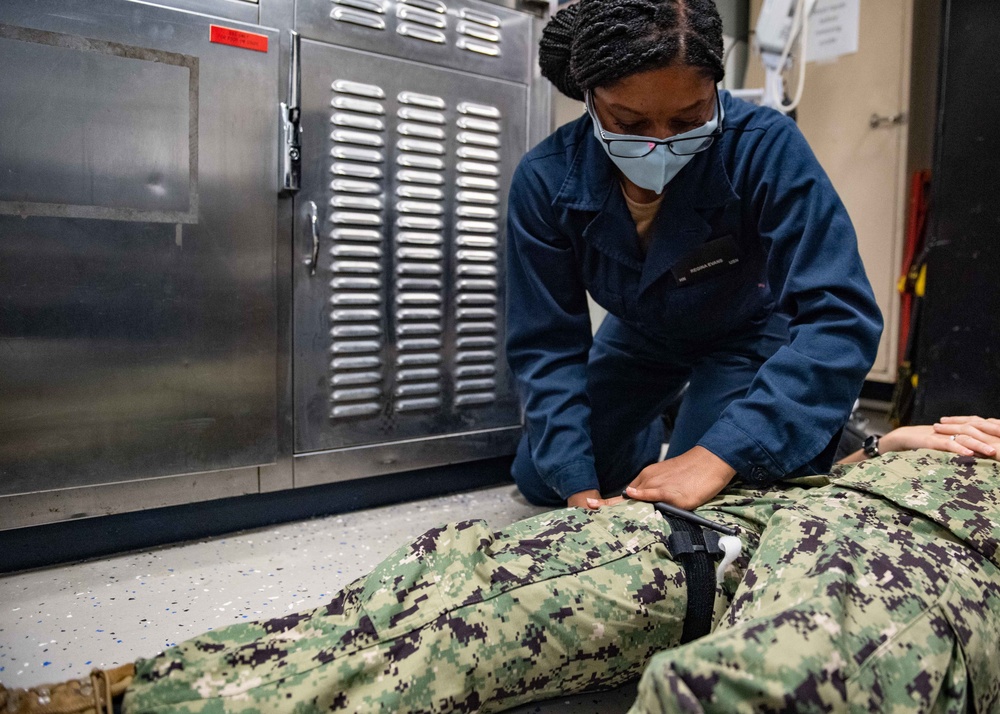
[647,267,762,339]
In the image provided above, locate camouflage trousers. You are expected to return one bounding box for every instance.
[123,451,1000,713]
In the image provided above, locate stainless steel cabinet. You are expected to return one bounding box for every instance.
[0,1,279,510]
[0,0,548,529]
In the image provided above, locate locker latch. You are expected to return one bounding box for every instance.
[280,30,302,192]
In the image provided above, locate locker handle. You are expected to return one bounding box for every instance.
[305,201,319,276]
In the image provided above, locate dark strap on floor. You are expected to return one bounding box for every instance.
[664,517,722,644]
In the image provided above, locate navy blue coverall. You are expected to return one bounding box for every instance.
[505,91,883,506]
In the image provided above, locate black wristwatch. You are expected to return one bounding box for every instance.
[863,433,882,459]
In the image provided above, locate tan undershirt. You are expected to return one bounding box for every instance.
[621,185,666,255]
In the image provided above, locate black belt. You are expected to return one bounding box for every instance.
[622,493,738,644]
[660,514,725,644]
[622,491,736,644]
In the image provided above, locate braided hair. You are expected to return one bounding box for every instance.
[539,0,725,101]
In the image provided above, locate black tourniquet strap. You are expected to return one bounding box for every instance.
[664,517,723,644]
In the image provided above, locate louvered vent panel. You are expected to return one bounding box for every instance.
[393,91,448,413]
[457,7,502,57]
[332,0,388,30]
[325,0,506,57]
[452,101,501,408]
[396,0,447,45]
[328,80,388,419]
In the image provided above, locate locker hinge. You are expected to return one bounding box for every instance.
[280,30,302,193]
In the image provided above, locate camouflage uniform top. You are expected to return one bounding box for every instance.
[833,450,1000,570]
[832,450,1000,707]
[631,450,1000,713]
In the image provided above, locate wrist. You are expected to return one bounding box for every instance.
[862,433,883,458]
[691,445,738,481]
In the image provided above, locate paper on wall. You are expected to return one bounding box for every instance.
[807,0,860,63]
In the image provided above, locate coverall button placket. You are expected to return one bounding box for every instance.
[749,466,771,482]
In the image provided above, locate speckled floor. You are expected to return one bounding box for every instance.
[0,483,638,713]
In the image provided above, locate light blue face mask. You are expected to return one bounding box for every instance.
[585,90,724,194]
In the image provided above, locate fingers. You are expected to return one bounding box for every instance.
[622,470,665,501]
[626,465,676,500]
[623,485,699,510]
[938,416,1000,435]
[938,415,1000,423]
[935,434,977,457]
[951,434,996,458]
[933,422,993,441]
[622,449,736,510]
[932,421,1000,457]
[929,431,994,458]
[584,495,625,510]
[940,416,1000,433]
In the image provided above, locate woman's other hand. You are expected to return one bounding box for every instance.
[583,495,625,509]
[932,416,1000,459]
[876,416,999,460]
[567,489,602,509]
[568,490,626,509]
[620,446,737,510]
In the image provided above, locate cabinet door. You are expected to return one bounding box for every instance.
[0,0,279,496]
[748,0,914,382]
[293,41,525,453]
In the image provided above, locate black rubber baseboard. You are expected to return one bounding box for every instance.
[0,456,514,575]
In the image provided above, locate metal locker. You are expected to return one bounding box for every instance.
[289,0,535,481]
[0,0,550,528]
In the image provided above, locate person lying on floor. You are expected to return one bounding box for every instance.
[3,416,999,714]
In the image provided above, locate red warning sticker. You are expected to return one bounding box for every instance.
[209,25,269,53]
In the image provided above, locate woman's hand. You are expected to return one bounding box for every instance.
[566,489,603,509]
[931,416,1000,459]
[619,446,737,510]
[584,494,625,509]
[846,415,1000,462]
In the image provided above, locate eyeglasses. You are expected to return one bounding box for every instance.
[587,90,723,159]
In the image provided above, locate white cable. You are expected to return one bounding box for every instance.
[716,535,743,585]
[761,0,812,114]
[776,0,803,80]
[781,0,810,112]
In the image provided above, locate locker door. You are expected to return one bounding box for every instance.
[293,42,525,453]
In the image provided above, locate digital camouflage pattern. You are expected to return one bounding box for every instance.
[120,451,1000,713]
[123,498,761,713]
[633,450,1000,713]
